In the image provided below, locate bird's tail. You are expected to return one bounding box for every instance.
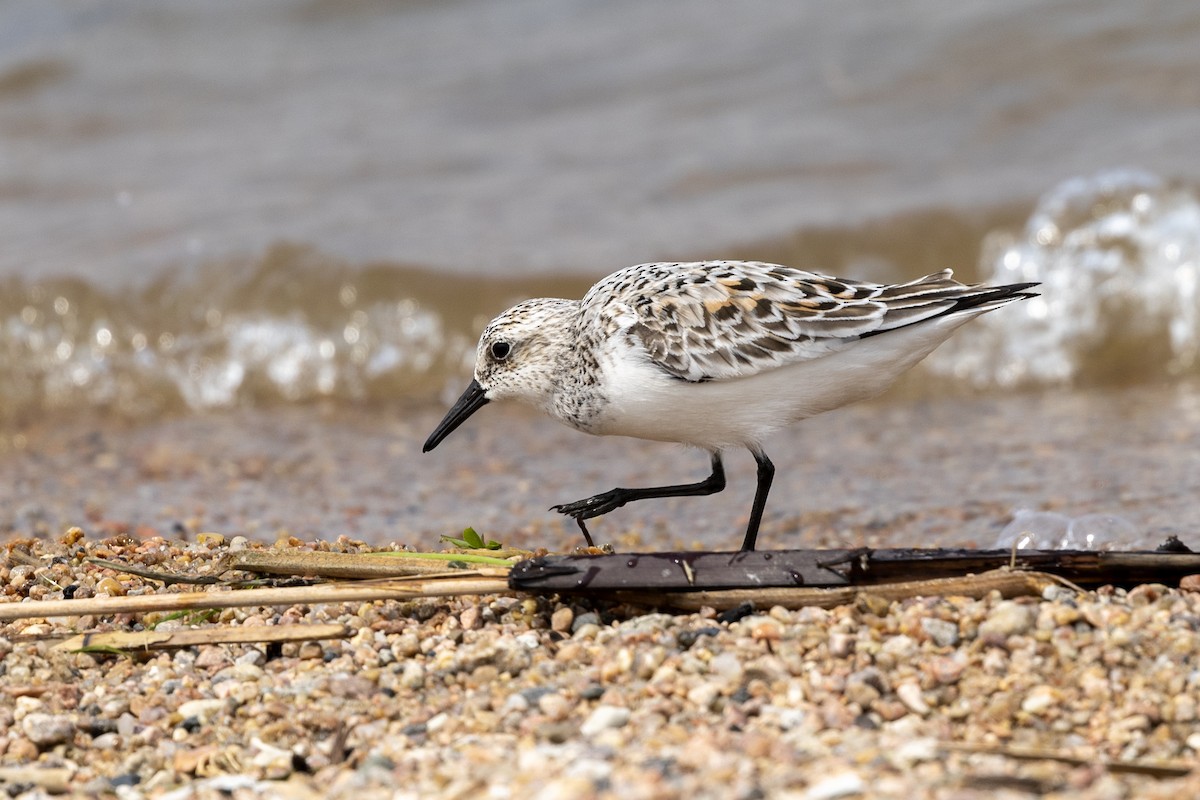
[863,274,1039,338]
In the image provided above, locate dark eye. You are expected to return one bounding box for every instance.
[489,341,511,361]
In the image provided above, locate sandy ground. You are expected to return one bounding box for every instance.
[1,384,1197,553]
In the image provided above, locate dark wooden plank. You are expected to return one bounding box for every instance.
[508,547,1200,593]
[508,549,863,591]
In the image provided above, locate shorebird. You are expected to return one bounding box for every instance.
[424,261,1036,550]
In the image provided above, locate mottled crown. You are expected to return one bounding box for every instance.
[473,298,579,409]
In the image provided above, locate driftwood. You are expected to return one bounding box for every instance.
[610,569,1065,611]
[218,549,514,579]
[941,741,1195,778]
[0,767,72,793]
[0,571,512,622]
[3,544,1197,621]
[53,622,351,653]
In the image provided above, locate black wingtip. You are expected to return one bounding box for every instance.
[949,281,1040,312]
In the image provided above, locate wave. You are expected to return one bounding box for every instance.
[0,244,588,426]
[3,170,1197,427]
[928,169,1200,386]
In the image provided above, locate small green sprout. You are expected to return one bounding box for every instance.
[440,526,503,550]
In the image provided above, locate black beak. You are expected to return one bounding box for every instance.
[423,379,490,452]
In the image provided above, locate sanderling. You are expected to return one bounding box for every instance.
[424,261,1037,551]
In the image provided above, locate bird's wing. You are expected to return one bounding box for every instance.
[589,261,971,383]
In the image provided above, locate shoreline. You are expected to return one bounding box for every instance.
[1,383,1197,553]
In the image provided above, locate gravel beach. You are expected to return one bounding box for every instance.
[2,532,1199,799]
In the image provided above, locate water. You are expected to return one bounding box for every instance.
[928,170,1200,387]
[2,0,1200,426]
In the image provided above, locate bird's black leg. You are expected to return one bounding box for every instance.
[739,450,775,552]
[551,453,726,542]
[573,517,596,548]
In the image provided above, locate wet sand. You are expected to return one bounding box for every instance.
[2,383,1197,553]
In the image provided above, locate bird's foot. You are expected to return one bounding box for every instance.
[550,488,632,520]
[551,489,638,548]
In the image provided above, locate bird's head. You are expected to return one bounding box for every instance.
[422,298,576,452]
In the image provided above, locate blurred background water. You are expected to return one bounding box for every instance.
[1,0,1198,547]
[2,0,1199,422]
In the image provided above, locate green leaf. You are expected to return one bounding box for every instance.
[462,527,484,548]
[437,526,504,551]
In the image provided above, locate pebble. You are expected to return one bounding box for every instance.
[22,713,75,747]
[979,600,1035,638]
[828,631,855,657]
[460,604,481,630]
[890,737,938,768]
[896,682,930,715]
[1021,685,1061,715]
[550,606,574,633]
[686,682,721,711]
[580,705,630,736]
[708,651,745,684]
[803,771,865,799]
[920,617,960,647]
[176,699,226,723]
[571,612,600,632]
[400,661,425,689]
[194,648,230,670]
[538,693,571,720]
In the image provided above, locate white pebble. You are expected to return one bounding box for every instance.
[580,705,630,736]
[890,737,938,768]
[828,631,855,657]
[881,634,917,658]
[709,652,744,684]
[803,771,865,799]
[920,618,960,647]
[22,713,75,746]
[686,682,721,711]
[1021,685,1060,715]
[501,693,529,714]
[400,662,425,689]
[896,682,930,715]
[979,601,1034,637]
[91,732,122,750]
[177,699,226,722]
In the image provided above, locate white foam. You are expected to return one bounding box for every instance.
[929,169,1200,386]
